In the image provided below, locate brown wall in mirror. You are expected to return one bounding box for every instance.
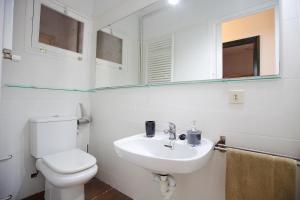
[222,8,275,77]
[223,36,259,78]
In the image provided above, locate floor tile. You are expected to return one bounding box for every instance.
[92,189,132,200]
[85,178,112,200]
[23,178,132,200]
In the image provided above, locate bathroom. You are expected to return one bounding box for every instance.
[0,0,299,199]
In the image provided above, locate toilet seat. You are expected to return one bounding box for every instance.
[42,149,96,174]
[36,149,98,188]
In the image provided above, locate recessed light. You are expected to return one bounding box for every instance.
[168,0,180,6]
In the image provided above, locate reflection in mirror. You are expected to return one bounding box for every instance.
[221,8,276,78]
[97,30,123,65]
[223,36,260,78]
[95,0,279,88]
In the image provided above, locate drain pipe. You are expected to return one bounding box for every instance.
[153,174,176,200]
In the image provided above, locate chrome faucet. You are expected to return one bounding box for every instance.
[164,122,176,140]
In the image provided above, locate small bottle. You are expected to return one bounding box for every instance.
[186,121,202,146]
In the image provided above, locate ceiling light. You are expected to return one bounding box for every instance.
[168,0,180,6]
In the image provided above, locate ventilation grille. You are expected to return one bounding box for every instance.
[145,36,173,83]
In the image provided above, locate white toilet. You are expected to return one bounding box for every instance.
[30,116,98,200]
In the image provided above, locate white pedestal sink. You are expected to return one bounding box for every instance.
[114,133,214,174]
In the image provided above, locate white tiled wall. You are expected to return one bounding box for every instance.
[90,0,300,199]
[0,88,91,199]
[0,0,299,199]
[0,0,94,199]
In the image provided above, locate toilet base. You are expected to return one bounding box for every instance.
[45,181,84,200]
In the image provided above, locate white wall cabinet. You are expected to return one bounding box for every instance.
[28,0,90,61]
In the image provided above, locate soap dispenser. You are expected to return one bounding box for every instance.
[186,121,202,146]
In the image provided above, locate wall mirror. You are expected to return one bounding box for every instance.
[94,0,279,89]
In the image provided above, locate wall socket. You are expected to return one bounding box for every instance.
[229,90,245,104]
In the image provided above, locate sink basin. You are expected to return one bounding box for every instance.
[114,133,214,174]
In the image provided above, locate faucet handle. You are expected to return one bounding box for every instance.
[169,122,176,130]
[163,122,176,134]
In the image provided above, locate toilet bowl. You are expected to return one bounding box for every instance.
[30,116,98,200]
[36,148,98,200]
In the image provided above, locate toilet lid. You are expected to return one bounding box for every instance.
[42,149,96,174]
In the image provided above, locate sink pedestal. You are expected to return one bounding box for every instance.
[153,174,176,200]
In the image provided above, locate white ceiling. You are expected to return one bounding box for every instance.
[93,0,127,16]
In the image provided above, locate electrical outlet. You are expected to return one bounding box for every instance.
[229,90,244,104]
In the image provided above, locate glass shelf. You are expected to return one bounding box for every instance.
[92,75,281,91]
[4,84,94,93]
[3,76,280,93]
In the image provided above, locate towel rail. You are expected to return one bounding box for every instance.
[0,195,13,200]
[214,136,300,167]
[0,155,13,162]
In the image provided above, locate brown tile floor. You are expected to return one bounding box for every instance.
[23,178,132,200]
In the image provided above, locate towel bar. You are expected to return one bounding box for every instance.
[214,136,300,167]
[0,195,13,200]
[0,155,13,162]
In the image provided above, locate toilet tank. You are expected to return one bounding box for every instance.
[30,116,77,158]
